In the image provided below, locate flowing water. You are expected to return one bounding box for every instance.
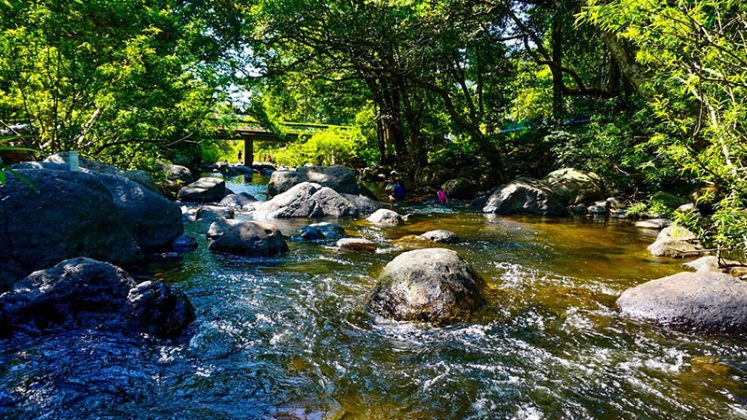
[1,174,747,418]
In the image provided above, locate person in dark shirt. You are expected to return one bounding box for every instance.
[386,178,406,202]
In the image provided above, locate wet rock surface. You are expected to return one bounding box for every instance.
[178,177,226,202]
[207,220,289,256]
[367,248,485,324]
[482,177,568,216]
[0,258,194,338]
[617,271,747,334]
[0,168,143,287]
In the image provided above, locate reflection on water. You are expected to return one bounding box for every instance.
[1,178,747,418]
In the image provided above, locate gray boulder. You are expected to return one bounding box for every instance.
[543,168,604,205]
[178,177,226,202]
[0,168,142,288]
[617,271,747,334]
[635,218,672,230]
[90,172,183,252]
[196,206,235,223]
[253,182,358,219]
[11,162,183,253]
[442,178,478,199]
[0,258,194,337]
[648,225,704,258]
[267,165,360,197]
[367,208,403,226]
[367,248,485,324]
[419,230,460,244]
[207,220,288,256]
[160,163,195,198]
[341,193,385,215]
[482,177,568,216]
[219,192,257,210]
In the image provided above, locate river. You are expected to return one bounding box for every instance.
[1,174,746,418]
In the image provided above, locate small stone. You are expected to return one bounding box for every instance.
[336,238,376,252]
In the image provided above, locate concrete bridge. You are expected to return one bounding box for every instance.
[215,116,354,165]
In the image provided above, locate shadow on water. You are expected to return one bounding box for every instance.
[2,177,747,418]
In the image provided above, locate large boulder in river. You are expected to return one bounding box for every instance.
[617,271,747,334]
[0,258,194,337]
[207,220,288,256]
[366,208,403,226]
[0,168,143,288]
[442,178,478,199]
[367,248,485,324]
[88,171,183,252]
[648,225,704,258]
[341,193,384,215]
[178,177,226,202]
[482,177,568,216]
[253,182,358,219]
[267,165,360,197]
[543,168,604,205]
[11,162,183,253]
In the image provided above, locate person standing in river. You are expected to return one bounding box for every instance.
[237,149,242,163]
[437,188,448,205]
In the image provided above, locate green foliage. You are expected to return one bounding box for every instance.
[0,0,228,168]
[626,202,648,217]
[582,0,747,253]
[272,128,372,168]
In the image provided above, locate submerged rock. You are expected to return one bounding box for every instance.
[178,177,226,202]
[617,271,747,334]
[0,258,194,337]
[127,281,195,338]
[0,168,143,287]
[543,168,604,205]
[367,248,485,324]
[648,225,704,258]
[310,222,346,240]
[482,177,568,216]
[207,220,288,256]
[367,208,403,226]
[419,230,461,244]
[172,235,198,253]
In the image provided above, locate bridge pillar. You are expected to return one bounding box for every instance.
[243,139,253,166]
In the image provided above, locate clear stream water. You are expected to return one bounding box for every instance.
[1,174,747,419]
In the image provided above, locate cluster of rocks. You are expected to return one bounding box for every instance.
[0,155,199,339]
[268,165,370,197]
[475,168,605,217]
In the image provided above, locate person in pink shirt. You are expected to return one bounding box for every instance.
[436,188,448,205]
